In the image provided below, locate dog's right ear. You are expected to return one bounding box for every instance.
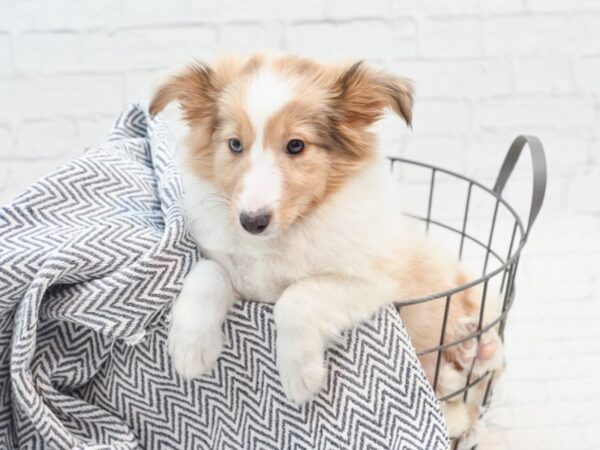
[149,61,219,126]
[332,61,414,128]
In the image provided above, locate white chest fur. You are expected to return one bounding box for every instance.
[211,249,286,303]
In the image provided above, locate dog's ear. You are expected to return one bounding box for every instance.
[150,61,228,127]
[332,61,414,127]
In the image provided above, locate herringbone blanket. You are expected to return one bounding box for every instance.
[0,104,449,449]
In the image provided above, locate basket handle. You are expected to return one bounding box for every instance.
[493,135,547,238]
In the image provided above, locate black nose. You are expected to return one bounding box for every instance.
[239,210,271,234]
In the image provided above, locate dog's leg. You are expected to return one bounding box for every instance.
[168,259,234,379]
[274,274,386,403]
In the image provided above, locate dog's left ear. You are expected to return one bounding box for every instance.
[332,61,414,127]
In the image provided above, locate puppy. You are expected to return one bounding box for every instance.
[150,54,503,435]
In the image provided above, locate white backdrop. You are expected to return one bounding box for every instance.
[1,1,599,448]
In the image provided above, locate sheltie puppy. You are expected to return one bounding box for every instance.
[150,53,504,441]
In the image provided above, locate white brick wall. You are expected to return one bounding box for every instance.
[1,1,598,448]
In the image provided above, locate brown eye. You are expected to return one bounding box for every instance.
[286,139,304,155]
[229,138,243,154]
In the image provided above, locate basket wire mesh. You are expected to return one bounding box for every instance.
[389,135,547,449]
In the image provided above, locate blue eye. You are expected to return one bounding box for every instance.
[286,139,304,154]
[229,138,243,153]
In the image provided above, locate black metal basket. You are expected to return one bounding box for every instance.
[389,136,547,448]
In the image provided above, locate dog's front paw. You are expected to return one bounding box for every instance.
[276,336,326,404]
[168,321,223,380]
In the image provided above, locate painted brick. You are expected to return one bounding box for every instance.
[420,18,483,58]
[514,56,574,93]
[286,20,417,60]
[81,26,218,72]
[485,16,576,56]
[10,0,121,31]
[220,22,283,53]
[0,33,11,77]
[524,0,600,12]
[77,116,115,152]
[190,0,325,22]
[0,74,124,120]
[120,0,190,26]
[412,99,473,135]
[477,96,594,129]
[15,118,78,157]
[325,0,392,19]
[395,59,512,97]
[0,125,14,158]
[123,69,169,105]
[14,31,80,74]
[392,0,486,15]
[579,56,600,95]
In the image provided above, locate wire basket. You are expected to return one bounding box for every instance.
[389,136,547,448]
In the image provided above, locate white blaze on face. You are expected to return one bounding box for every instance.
[238,148,282,215]
[238,69,296,217]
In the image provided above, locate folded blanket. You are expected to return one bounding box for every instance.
[0,104,449,449]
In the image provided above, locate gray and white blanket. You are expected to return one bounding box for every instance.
[0,104,449,449]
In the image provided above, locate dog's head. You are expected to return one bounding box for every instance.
[150,54,413,237]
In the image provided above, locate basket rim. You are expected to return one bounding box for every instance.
[388,156,527,307]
